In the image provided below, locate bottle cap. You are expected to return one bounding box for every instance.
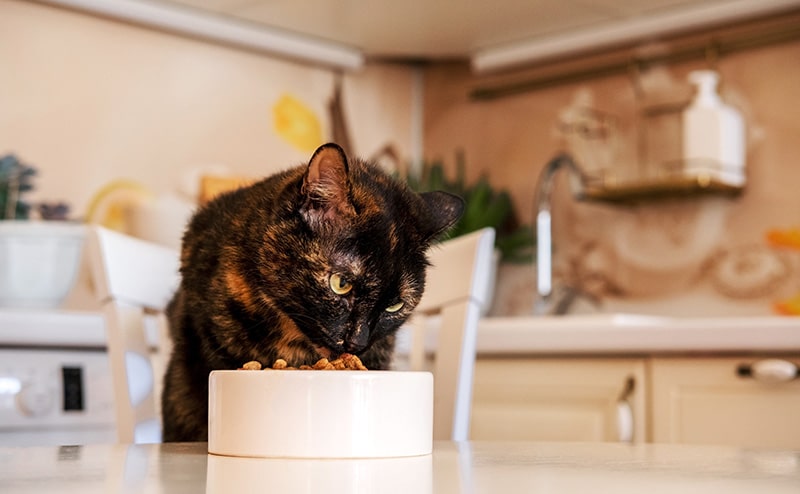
[688,70,721,104]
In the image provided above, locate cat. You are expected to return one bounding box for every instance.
[161,142,464,442]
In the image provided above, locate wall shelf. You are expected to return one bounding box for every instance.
[580,175,744,205]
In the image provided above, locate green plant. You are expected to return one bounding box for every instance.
[399,151,535,263]
[0,154,37,220]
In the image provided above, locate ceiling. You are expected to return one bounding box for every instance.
[163,0,796,64]
[43,0,800,71]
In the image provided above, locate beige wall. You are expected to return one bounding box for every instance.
[423,30,800,316]
[0,0,415,217]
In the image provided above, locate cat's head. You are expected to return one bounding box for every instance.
[259,143,463,359]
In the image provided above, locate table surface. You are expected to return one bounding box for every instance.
[2,440,799,493]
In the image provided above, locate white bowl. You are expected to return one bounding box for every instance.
[208,370,433,459]
[0,221,86,308]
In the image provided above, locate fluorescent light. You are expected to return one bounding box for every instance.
[472,0,800,73]
[36,0,365,70]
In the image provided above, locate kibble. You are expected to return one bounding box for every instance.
[238,353,368,371]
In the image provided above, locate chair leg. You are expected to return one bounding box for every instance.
[103,302,136,444]
[432,300,480,441]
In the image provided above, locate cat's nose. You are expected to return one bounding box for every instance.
[344,326,369,353]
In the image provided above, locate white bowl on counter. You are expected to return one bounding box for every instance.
[207,369,433,459]
[0,221,86,308]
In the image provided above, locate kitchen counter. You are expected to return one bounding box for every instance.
[0,308,154,349]
[473,314,800,355]
[396,313,800,357]
[0,309,106,348]
[3,309,800,355]
[2,440,798,493]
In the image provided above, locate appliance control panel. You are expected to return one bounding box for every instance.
[0,349,115,430]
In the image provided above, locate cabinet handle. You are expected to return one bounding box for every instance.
[737,359,799,383]
[616,376,635,443]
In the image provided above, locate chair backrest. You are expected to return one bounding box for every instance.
[407,227,496,442]
[86,226,181,443]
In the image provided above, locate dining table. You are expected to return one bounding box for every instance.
[1,439,799,493]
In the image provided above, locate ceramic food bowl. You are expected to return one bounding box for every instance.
[207,369,433,459]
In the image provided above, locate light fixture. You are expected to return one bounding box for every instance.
[471,0,800,73]
[37,0,365,71]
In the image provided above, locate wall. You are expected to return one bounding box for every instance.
[0,0,417,310]
[0,0,415,221]
[423,22,800,317]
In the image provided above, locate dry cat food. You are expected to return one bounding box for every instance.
[240,360,263,370]
[238,353,367,371]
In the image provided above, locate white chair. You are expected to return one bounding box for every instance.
[406,227,496,442]
[86,226,180,444]
[89,224,495,445]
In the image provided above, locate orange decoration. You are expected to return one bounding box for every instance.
[773,292,800,316]
[766,228,800,250]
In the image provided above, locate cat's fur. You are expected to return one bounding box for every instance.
[161,143,464,442]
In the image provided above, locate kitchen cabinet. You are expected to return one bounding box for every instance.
[470,354,800,448]
[649,356,800,449]
[470,358,647,443]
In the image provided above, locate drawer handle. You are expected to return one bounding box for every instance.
[616,376,635,443]
[737,359,799,383]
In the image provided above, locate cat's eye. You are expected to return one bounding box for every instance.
[385,301,404,313]
[329,273,353,295]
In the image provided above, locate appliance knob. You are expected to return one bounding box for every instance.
[17,381,55,417]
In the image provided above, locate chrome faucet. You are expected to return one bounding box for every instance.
[533,153,591,315]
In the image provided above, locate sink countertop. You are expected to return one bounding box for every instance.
[473,314,800,355]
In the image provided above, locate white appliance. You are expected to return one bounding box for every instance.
[0,348,116,446]
[0,309,143,446]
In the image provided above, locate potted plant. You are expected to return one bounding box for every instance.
[399,151,535,263]
[397,151,535,315]
[0,154,36,220]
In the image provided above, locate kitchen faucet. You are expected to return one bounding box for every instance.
[533,153,595,315]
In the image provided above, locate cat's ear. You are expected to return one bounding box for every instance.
[419,191,464,241]
[301,143,355,225]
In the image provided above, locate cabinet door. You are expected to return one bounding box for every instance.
[470,358,646,443]
[650,356,800,448]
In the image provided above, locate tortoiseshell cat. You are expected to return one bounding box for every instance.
[161,143,464,442]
